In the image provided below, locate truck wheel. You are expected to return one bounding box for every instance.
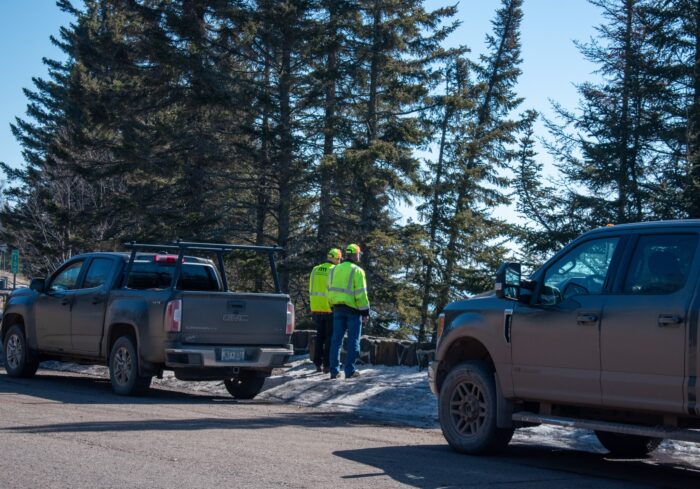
[224,370,266,399]
[594,431,662,458]
[439,361,514,455]
[109,336,152,396]
[2,325,39,378]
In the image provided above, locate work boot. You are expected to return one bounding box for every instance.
[346,371,360,379]
[323,367,330,374]
[315,365,322,373]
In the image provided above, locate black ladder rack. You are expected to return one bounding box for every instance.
[122,241,284,293]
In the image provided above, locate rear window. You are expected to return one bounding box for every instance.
[127,261,220,291]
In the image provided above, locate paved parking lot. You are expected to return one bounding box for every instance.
[1,369,699,488]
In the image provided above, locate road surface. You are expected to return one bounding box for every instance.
[0,368,699,488]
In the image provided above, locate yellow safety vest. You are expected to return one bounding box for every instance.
[326,261,370,312]
[309,262,334,313]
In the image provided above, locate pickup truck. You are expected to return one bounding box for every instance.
[430,220,700,456]
[1,241,294,398]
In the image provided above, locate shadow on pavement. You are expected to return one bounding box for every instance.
[333,443,700,489]
[0,370,374,432]
[0,371,232,405]
[1,412,355,434]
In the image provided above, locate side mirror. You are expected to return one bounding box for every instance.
[30,278,46,293]
[495,262,521,300]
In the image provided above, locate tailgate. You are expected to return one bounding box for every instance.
[180,292,289,345]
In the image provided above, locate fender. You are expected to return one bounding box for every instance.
[436,300,516,399]
[101,297,149,359]
[2,289,39,350]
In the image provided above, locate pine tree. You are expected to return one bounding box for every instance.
[644,0,700,217]
[337,0,457,328]
[415,53,470,342]
[512,111,585,262]
[431,0,525,332]
[1,0,139,274]
[545,0,666,227]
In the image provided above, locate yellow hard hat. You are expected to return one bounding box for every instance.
[346,243,362,254]
[327,248,342,260]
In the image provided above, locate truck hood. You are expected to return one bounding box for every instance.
[445,291,509,312]
[9,287,33,298]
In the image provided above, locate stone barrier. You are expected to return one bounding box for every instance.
[291,330,435,368]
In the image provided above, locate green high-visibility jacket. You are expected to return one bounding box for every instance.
[326,260,370,312]
[309,262,335,313]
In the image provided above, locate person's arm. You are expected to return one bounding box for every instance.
[354,267,370,317]
[309,267,315,298]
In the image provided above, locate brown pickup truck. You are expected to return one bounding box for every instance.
[430,220,700,456]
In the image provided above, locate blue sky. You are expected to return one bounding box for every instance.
[0,0,602,201]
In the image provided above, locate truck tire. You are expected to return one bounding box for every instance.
[224,370,266,399]
[2,324,39,378]
[439,361,514,455]
[109,336,152,396]
[594,431,662,458]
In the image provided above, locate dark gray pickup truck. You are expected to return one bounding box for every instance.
[431,220,700,456]
[1,241,294,398]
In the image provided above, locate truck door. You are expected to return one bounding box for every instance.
[601,232,698,414]
[35,259,86,352]
[511,236,623,406]
[70,257,117,355]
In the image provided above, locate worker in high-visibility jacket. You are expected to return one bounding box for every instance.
[327,243,370,379]
[309,248,342,373]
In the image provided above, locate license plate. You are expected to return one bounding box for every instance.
[221,348,245,362]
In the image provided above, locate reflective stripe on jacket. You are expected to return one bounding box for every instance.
[309,262,335,313]
[326,261,370,312]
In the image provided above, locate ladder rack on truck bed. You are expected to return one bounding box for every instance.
[122,241,285,293]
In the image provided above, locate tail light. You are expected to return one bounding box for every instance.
[436,313,445,342]
[165,299,182,332]
[286,302,295,335]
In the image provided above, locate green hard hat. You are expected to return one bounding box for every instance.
[346,243,362,254]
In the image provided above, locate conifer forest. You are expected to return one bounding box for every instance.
[3,0,700,341]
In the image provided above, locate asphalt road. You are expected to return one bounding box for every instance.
[1,369,700,488]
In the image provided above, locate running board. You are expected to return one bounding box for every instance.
[512,412,700,444]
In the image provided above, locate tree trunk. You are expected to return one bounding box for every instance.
[418,102,451,343]
[255,59,271,291]
[689,0,700,217]
[359,0,382,273]
[616,0,634,223]
[317,4,338,250]
[277,41,292,292]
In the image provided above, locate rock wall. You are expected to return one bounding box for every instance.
[292,329,435,369]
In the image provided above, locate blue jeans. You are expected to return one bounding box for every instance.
[330,308,362,377]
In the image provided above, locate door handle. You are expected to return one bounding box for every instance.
[576,314,598,324]
[61,298,72,306]
[658,315,682,327]
[91,296,105,305]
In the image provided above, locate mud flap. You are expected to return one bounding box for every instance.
[495,372,514,428]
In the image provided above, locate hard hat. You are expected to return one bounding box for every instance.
[327,248,342,260]
[346,243,362,254]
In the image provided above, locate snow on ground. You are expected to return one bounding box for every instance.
[36,359,700,463]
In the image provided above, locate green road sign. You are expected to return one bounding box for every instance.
[11,249,19,274]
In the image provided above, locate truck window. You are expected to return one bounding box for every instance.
[83,258,114,289]
[543,237,619,302]
[127,260,220,291]
[623,234,698,295]
[49,260,85,293]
